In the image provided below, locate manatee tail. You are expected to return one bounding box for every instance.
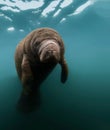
[17,87,41,113]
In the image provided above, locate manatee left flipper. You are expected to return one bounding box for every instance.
[59,58,68,83]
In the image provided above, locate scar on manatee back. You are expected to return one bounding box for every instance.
[15,27,68,95]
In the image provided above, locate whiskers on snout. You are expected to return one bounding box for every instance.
[39,40,60,63]
[40,50,60,63]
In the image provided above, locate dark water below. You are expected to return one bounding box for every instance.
[1,0,110,130]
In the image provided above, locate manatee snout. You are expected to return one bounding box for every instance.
[40,49,60,63]
[39,40,60,63]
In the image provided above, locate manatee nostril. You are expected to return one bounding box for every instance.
[48,50,53,54]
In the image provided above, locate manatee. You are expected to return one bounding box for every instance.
[15,27,68,95]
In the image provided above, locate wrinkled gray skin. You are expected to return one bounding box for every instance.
[15,28,68,95]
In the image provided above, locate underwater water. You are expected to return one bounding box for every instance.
[1,0,110,129]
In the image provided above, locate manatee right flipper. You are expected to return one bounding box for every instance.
[59,58,68,83]
[21,54,34,95]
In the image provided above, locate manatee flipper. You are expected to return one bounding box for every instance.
[21,54,34,95]
[60,58,68,83]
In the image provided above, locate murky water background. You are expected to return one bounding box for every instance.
[0,0,110,129]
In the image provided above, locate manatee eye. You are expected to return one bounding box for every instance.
[34,43,42,53]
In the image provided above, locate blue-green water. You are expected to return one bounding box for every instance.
[1,0,110,129]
